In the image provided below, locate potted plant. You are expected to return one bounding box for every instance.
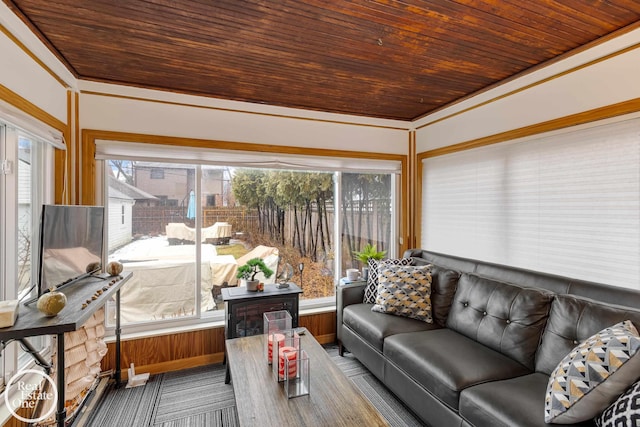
[236,257,274,292]
[354,243,386,281]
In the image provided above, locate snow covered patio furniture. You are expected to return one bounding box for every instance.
[166,222,233,245]
[203,222,233,245]
[111,244,238,323]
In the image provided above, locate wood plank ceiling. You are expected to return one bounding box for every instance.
[5,0,640,121]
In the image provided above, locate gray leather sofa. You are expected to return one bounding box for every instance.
[336,249,640,427]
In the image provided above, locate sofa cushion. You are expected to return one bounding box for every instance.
[459,373,596,427]
[372,264,433,323]
[342,303,438,352]
[536,294,640,375]
[364,257,414,303]
[446,273,553,370]
[384,328,531,410]
[596,380,640,427]
[429,265,461,327]
[544,320,640,424]
[367,257,459,325]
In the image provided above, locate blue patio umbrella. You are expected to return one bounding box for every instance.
[186,190,196,219]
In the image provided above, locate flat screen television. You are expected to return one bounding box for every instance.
[37,204,105,296]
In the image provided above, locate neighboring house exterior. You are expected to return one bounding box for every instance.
[134,162,225,208]
[202,167,226,207]
[134,162,193,207]
[17,150,31,234]
[108,175,156,250]
[17,150,32,292]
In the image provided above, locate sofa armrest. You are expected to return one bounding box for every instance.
[336,282,367,341]
[403,248,423,258]
[337,282,366,310]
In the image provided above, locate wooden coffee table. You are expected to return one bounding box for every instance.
[225,330,389,426]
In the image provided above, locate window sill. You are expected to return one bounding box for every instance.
[104,302,336,344]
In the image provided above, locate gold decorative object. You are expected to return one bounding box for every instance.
[106,261,123,276]
[86,262,102,273]
[37,290,67,317]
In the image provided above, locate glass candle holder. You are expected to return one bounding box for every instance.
[267,332,285,366]
[285,349,310,398]
[273,330,300,381]
[264,311,292,364]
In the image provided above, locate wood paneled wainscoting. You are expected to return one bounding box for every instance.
[101,310,336,378]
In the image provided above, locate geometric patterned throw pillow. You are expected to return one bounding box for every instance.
[371,264,432,323]
[363,257,414,304]
[596,380,640,427]
[544,320,640,424]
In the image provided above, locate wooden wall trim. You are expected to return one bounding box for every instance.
[406,130,416,250]
[0,23,70,89]
[80,90,409,131]
[80,128,98,204]
[101,310,337,376]
[418,97,640,161]
[414,32,640,129]
[415,151,423,250]
[74,91,80,204]
[0,83,66,131]
[81,129,408,206]
[83,129,406,160]
[0,83,70,204]
[56,89,72,204]
[415,97,640,250]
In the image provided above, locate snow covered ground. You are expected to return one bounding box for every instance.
[109,236,179,261]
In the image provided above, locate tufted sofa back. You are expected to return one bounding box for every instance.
[446,273,553,370]
[535,294,640,375]
[404,249,640,308]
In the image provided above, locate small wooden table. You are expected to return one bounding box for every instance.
[222,283,302,339]
[225,331,389,427]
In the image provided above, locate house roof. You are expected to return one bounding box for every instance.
[108,175,157,200]
[5,1,640,120]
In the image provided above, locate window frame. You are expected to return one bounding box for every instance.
[0,121,56,386]
[100,151,402,336]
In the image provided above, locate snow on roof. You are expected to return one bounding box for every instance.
[108,175,157,200]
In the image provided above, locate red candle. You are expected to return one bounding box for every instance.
[278,346,297,380]
[268,333,285,363]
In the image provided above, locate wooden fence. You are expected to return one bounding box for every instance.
[132,206,259,236]
[131,205,389,257]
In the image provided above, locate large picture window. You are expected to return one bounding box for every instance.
[0,118,56,384]
[422,115,640,289]
[100,145,400,328]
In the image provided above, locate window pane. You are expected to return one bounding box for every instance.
[201,166,230,312]
[104,158,399,327]
[107,161,199,324]
[14,132,48,368]
[17,135,33,296]
[229,169,335,301]
[341,173,394,278]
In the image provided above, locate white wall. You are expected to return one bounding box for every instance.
[79,82,410,155]
[108,198,134,250]
[0,2,71,123]
[414,28,640,152]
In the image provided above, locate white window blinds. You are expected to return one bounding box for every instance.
[422,115,640,289]
[0,99,65,149]
[94,140,401,174]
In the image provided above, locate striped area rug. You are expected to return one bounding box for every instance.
[88,345,424,426]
